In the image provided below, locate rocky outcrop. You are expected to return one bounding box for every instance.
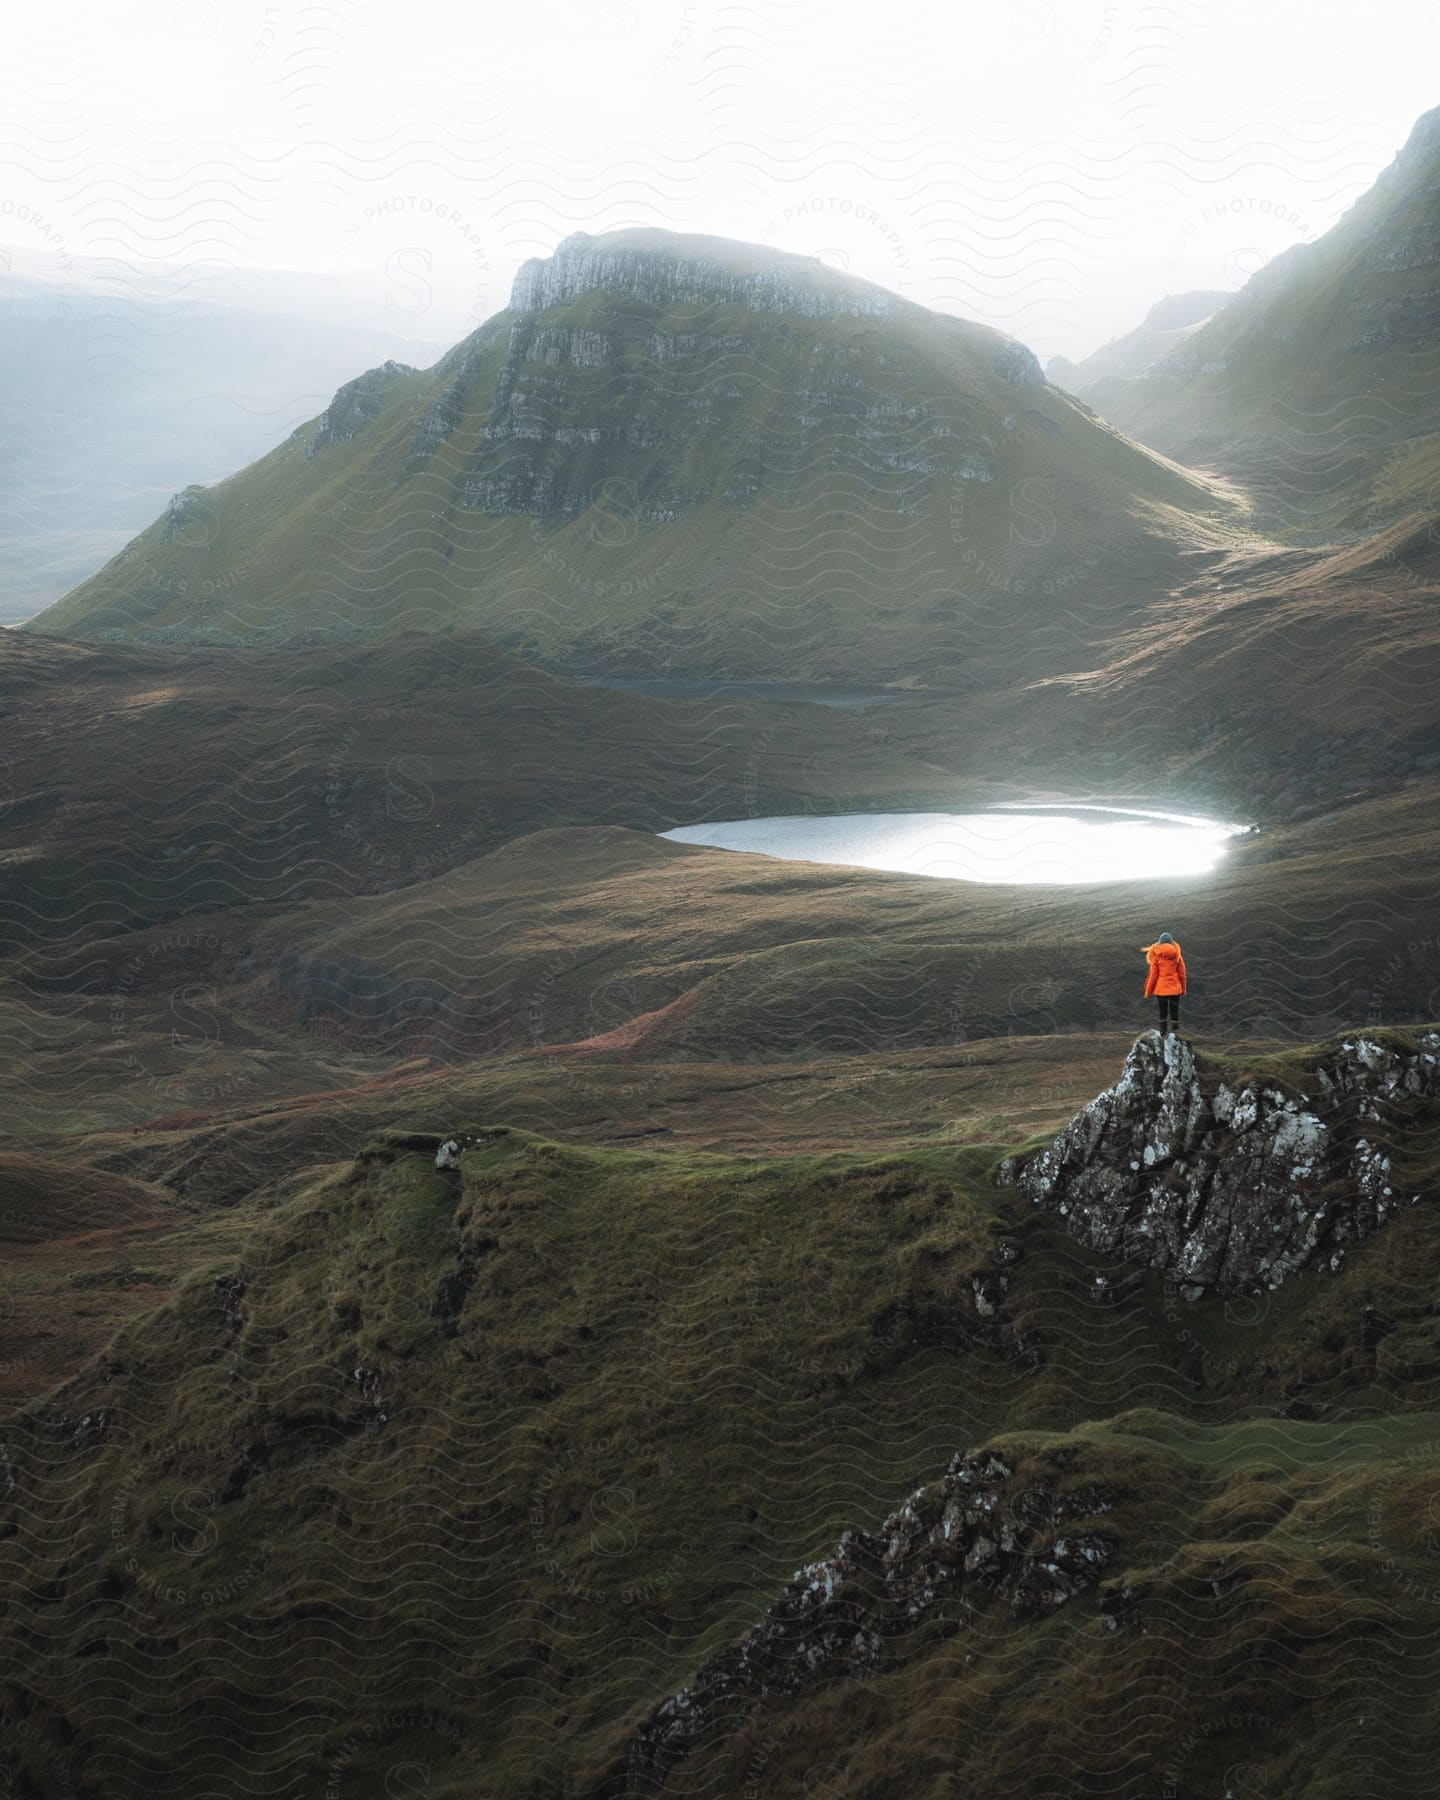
[409,317,508,461]
[1344,284,1440,352]
[600,1446,1115,1794]
[998,1032,1439,1297]
[157,484,212,545]
[510,229,896,322]
[523,327,611,366]
[501,233,1054,398]
[306,359,416,458]
[986,335,1045,386]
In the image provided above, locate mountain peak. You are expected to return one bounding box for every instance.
[1056,98,1440,521]
[508,226,898,321]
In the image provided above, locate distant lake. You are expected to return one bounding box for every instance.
[574,677,929,709]
[662,807,1250,885]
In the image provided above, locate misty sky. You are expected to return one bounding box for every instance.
[4,0,1438,360]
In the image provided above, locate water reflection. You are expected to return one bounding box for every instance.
[661,808,1247,885]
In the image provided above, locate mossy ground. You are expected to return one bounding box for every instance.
[5,1068,1440,1797]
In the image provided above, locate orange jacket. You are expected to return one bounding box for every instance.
[1142,940,1186,998]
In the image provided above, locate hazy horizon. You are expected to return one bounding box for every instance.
[4,0,1437,363]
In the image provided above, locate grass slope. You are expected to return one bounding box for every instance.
[1048,288,1233,391]
[0,629,954,957]
[0,1031,1153,1415]
[214,780,1440,1057]
[5,615,1439,1155]
[1,1041,1439,1797]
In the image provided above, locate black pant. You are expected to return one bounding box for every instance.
[1156,995,1180,1028]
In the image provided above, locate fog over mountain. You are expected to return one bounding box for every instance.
[1055,104,1440,530]
[0,251,447,622]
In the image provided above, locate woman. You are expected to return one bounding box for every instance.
[1141,932,1186,1035]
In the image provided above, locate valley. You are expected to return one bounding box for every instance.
[3,94,1440,1798]
[1049,107,1440,538]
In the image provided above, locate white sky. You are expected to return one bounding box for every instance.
[3,0,1437,359]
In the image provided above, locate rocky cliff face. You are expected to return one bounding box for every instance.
[305,358,417,458]
[157,483,212,545]
[510,229,898,322]
[998,1031,1439,1297]
[600,1443,1117,1795]
[443,229,1041,524]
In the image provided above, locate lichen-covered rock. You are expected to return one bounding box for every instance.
[998,1031,1439,1296]
[986,335,1045,386]
[600,1446,1115,1793]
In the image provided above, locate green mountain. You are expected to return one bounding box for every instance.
[26,228,1238,680]
[1045,288,1232,395]
[1071,105,1440,530]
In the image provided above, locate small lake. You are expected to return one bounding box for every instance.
[662,807,1250,885]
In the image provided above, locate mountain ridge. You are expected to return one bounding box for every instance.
[1046,287,1233,392]
[1068,103,1440,529]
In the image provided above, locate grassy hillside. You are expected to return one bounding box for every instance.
[3,1050,1440,1797]
[1047,288,1232,391]
[4,609,1439,1160]
[0,1030,1154,1420]
[5,137,1438,1800]
[26,228,1239,681]
[9,773,1437,1152]
[0,275,444,625]
[942,507,1440,812]
[177,778,1440,1061]
[0,629,964,957]
[1081,106,1440,534]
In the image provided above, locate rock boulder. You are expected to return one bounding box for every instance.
[997,1031,1439,1296]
